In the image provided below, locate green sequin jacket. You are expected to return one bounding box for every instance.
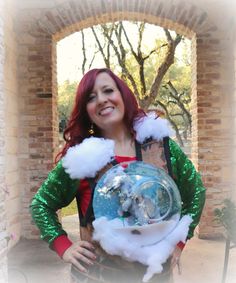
[30,138,206,249]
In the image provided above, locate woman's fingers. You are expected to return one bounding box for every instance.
[70,257,88,273]
[74,250,94,266]
[62,240,97,272]
[170,245,182,269]
[171,255,179,268]
[77,246,97,260]
[79,240,95,251]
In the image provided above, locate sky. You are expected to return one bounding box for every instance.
[56,21,190,84]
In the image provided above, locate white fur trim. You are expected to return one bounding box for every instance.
[62,114,174,179]
[62,137,115,179]
[134,112,174,143]
[93,215,192,282]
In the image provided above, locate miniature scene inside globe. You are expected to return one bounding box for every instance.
[93,161,182,245]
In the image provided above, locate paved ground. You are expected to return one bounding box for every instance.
[8,215,236,283]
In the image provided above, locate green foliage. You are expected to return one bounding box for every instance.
[159,63,191,132]
[58,80,77,121]
[61,199,77,217]
[214,199,236,240]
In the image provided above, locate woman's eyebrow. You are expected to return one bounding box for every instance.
[92,84,114,93]
[101,84,112,89]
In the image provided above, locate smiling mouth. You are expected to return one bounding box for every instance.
[99,106,114,116]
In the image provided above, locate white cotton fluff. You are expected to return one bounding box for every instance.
[134,112,174,143]
[92,215,192,283]
[62,137,115,179]
[61,115,174,179]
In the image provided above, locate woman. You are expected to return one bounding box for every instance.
[31,68,205,283]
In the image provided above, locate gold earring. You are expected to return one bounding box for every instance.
[89,124,94,135]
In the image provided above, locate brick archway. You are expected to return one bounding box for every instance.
[9,0,236,242]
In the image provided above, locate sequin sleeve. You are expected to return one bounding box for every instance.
[30,160,79,247]
[169,139,206,239]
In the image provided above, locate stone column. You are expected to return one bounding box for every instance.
[193,30,235,238]
[16,10,59,238]
[233,31,236,201]
[0,0,8,281]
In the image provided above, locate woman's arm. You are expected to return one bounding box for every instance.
[169,139,206,239]
[30,160,97,271]
[30,160,79,248]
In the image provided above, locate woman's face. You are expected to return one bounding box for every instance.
[86,72,125,132]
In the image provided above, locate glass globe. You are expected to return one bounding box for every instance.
[93,161,182,245]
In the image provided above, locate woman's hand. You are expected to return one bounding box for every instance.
[171,245,182,273]
[62,240,97,273]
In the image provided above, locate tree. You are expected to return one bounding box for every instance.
[58,80,77,131]
[90,22,190,144]
[155,58,192,145]
[58,21,191,145]
[90,22,182,110]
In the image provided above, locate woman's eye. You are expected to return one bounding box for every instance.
[87,94,96,102]
[104,88,113,94]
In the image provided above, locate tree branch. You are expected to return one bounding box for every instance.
[156,100,183,146]
[121,22,146,97]
[91,26,110,68]
[101,23,140,96]
[141,29,182,110]
[88,49,99,69]
[166,81,191,127]
[81,30,86,75]
[120,22,139,60]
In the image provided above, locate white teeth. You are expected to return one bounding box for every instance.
[99,107,114,115]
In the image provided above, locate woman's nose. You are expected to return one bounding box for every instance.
[97,93,108,104]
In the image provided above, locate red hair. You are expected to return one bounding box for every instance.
[56,68,145,161]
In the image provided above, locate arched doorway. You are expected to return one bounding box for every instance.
[9,0,236,243]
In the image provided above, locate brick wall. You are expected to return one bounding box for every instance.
[16,10,57,239]
[234,32,236,201]
[193,31,235,238]
[0,0,7,281]
[4,0,21,250]
[12,0,236,240]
